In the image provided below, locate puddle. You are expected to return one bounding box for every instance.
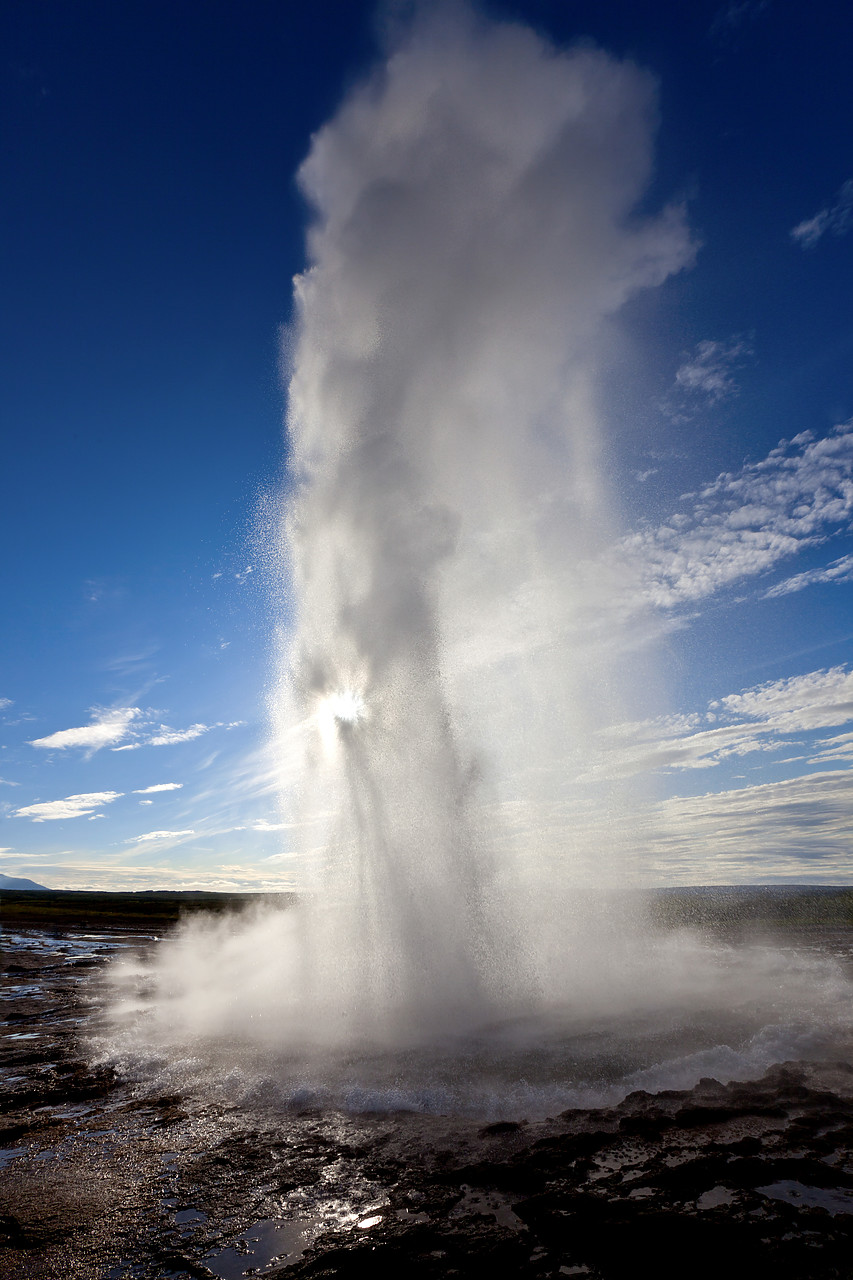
[203,1217,311,1277]
[203,1196,381,1280]
[48,1104,96,1120]
[175,1208,208,1225]
[451,1184,524,1230]
[696,1185,736,1209]
[757,1181,853,1215]
[395,1206,430,1223]
[0,1147,24,1169]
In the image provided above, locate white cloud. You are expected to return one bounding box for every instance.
[589,665,853,780]
[125,829,195,844]
[108,718,242,751]
[791,178,853,249]
[14,791,123,822]
[623,420,853,610]
[672,336,752,405]
[764,551,853,598]
[147,724,211,746]
[132,782,184,794]
[646,770,853,883]
[139,799,154,806]
[807,730,853,767]
[0,698,12,710]
[0,777,20,787]
[717,666,853,731]
[30,707,139,754]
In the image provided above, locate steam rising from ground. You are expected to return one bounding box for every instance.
[101,9,853,1106]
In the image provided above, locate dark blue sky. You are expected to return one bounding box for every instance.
[2,0,852,887]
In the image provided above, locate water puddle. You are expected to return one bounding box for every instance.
[203,1217,313,1277]
[202,1193,386,1278]
[757,1181,853,1215]
[696,1185,736,1209]
[451,1184,524,1230]
[175,1208,208,1225]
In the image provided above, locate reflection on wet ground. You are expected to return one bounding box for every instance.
[3,925,853,1278]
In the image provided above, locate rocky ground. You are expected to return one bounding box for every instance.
[2,927,853,1279]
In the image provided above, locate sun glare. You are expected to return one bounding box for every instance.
[316,689,366,756]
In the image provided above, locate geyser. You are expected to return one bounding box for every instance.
[268,4,693,1038]
[101,8,853,1114]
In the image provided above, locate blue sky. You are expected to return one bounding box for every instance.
[2,0,852,889]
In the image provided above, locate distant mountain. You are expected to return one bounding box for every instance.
[0,873,49,891]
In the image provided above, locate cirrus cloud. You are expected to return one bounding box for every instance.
[13,791,123,822]
[125,829,195,844]
[30,707,140,754]
[791,178,853,249]
[588,665,853,781]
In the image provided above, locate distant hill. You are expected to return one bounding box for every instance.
[0,873,49,891]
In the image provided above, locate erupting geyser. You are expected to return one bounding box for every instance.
[268,4,693,1039]
[103,8,853,1114]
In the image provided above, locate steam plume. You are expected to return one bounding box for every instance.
[271,6,694,1037]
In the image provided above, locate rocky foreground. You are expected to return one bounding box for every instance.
[2,927,853,1279]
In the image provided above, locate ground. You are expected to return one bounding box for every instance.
[2,923,853,1279]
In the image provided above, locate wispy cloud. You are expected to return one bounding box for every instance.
[111,720,244,751]
[711,0,772,37]
[0,698,12,710]
[132,782,184,794]
[590,665,853,780]
[0,777,20,787]
[30,707,139,754]
[647,769,853,883]
[623,420,853,609]
[124,829,195,844]
[805,730,853,767]
[13,791,123,822]
[146,725,211,746]
[672,336,752,406]
[791,178,853,249]
[764,551,853,598]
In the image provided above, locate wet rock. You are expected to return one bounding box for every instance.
[4,927,853,1279]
